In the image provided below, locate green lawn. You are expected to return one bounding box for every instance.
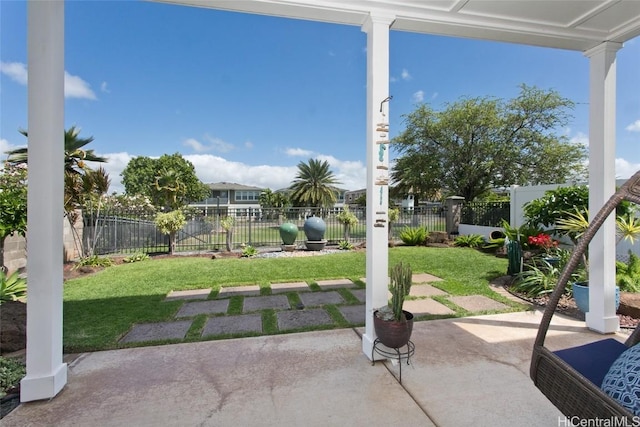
[63,246,518,352]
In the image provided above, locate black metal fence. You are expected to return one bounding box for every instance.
[82,206,447,255]
[460,201,510,227]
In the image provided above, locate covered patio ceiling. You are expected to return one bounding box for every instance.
[158,0,640,51]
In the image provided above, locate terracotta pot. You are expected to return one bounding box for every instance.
[373,310,414,348]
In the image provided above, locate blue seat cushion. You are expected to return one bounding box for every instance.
[554,338,627,386]
[601,344,640,416]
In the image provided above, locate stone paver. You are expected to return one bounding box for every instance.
[277,308,333,330]
[448,295,508,312]
[243,295,290,312]
[165,289,211,301]
[270,281,310,294]
[315,279,357,290]
[350,289,366,303]
[202,314,262,336]
[299,291,345,307]
[218,285,261,297]
[410,284,448,297]
[120,320,192,343]
[403,299,455,316]
[412,273,443,283]
[176,300,229,317]
[337,304,365,324]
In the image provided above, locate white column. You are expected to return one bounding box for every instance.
[21,0,67,402]
[583,41,622,334]
[361,13,395,359]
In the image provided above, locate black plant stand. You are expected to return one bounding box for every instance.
[371,338,415,384]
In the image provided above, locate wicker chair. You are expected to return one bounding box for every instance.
[531,169,640,421]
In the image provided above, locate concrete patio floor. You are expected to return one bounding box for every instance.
[3,310,627,427]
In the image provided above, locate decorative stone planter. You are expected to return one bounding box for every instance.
[572,282,620,313]
[303,216,326,241]
[279,222,298,245]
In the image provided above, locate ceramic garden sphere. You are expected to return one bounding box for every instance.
[303,216,326,241]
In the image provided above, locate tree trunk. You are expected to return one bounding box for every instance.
[169,231,176,255]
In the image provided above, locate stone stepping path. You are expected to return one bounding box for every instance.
[244,295,290,312]
[218,285,261,297]
[277,308,333,330]
[165,289,211,301]
[120,274,515,344]
[120,320,192,343]
[202,314,262,337]
[299,291,344,307]
[176,300,229,318]
[315,279,357,290]
[270,281,310,293]
[448,295,509,312]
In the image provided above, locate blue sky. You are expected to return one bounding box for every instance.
[1,1,639,194]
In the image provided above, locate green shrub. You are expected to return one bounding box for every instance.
[74,255,113,270]
[337,240,354,250]
[241,245,258,257]
[0,356,26,398]
[454,234,485,248]
[399,226,428,246]
[123,252,150,263]
[512,260,559,297]
[0,270,27,304]
[616,251,640,293]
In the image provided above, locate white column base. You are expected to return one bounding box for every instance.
[20,363,67,402]
[585,313,619,334]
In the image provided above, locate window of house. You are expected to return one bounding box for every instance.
[235,191,260,201]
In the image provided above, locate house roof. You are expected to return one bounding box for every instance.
[206,182,266,191]
[156,0,640,52]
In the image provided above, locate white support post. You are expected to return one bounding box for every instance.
[21,0,68,402]
[583,41,622,334]
[361,13,395,359]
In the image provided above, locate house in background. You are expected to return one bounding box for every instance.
[190,182,267,216]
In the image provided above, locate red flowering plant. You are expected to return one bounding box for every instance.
[527,233,559,257]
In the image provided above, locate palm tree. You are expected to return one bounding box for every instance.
[289,159,341,210]
[8,126,107,174]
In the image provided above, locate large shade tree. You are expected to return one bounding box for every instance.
[289,159,341,209]
[391,85,587,201]
[121,153,209,210]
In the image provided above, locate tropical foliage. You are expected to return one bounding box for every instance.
[121,153,209,210]
[616,251,640,293]
[336,206,359,241]
[0,162,27,272]
[391,85,586,201]
[453,234,485,248]
[399,226,428,246]
[289,159,340,209]
[0,270,27,304]
[155,210,187,255]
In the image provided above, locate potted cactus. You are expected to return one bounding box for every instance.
[373,262,414,348]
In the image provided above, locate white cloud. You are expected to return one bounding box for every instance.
[64,71,97,100]
[315,154,366,190]
[0,62,28,85]
[91,150,366,194]
[0,61,96,100]
[401,69,411,81]
[431,92,439,100]
[285,148,314,157]
[244,141,254,150]
[625,119,640,132]
[615,158,640,179]
[0,138,24,157]
[183,138,209,153]
[100,81,110,93]
[570,132,589,147]
[183,135,235,153]
[412,90,424,103]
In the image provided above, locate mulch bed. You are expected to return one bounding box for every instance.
[504,282,639,331]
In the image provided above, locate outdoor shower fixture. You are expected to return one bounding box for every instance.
[374,96,392,227]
